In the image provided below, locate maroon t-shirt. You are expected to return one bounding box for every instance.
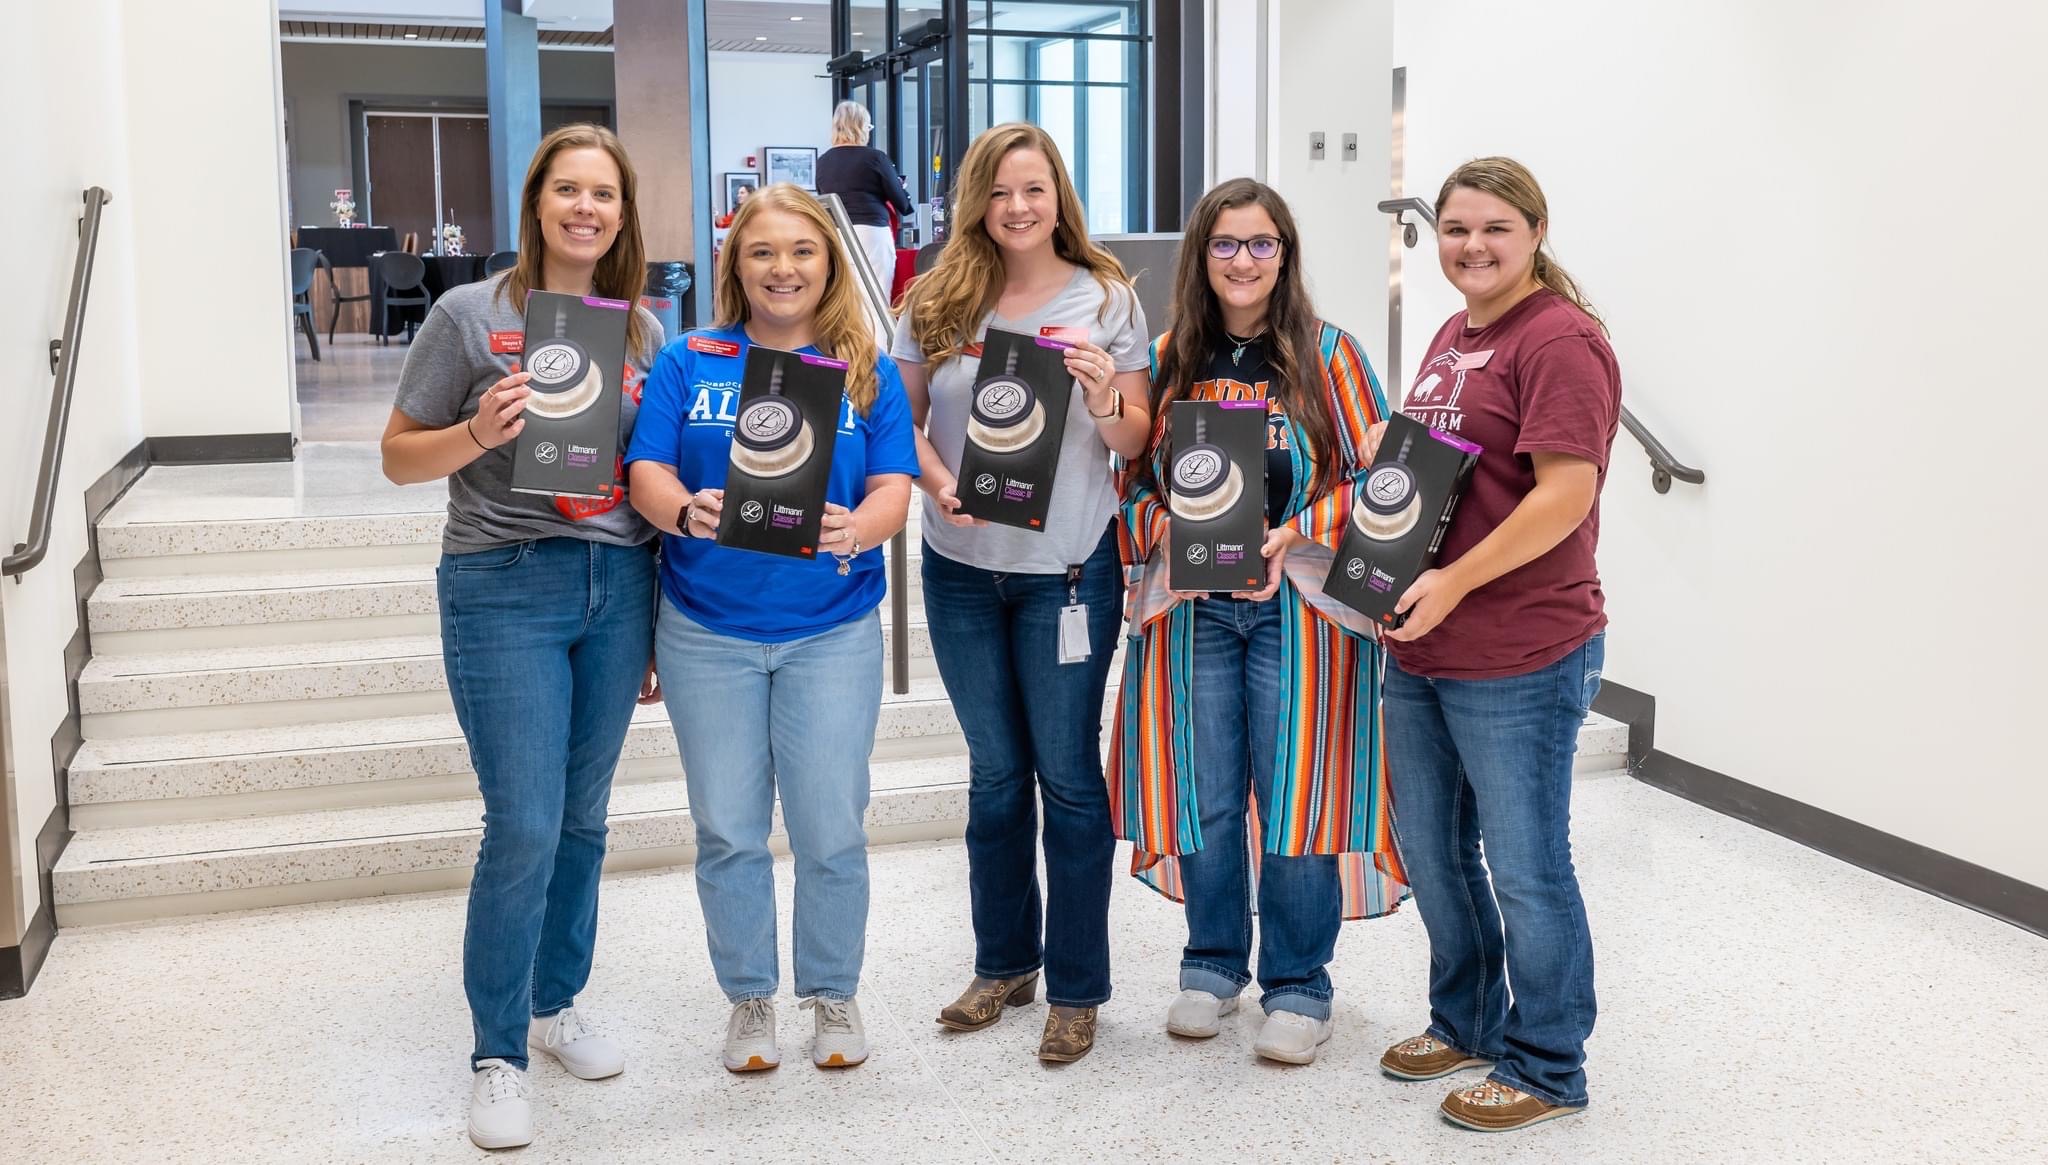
[1386,290,1621,680]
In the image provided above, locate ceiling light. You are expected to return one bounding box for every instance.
[403,32,419,39]
[755,35,768,40]
[790,14,804,20]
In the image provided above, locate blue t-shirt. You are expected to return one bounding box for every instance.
[625,324,920,643]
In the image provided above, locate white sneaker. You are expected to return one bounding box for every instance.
[802,996,869,1068]
[528,1007,625,1080]
[1166,989,1240,1038]
[723,998,781,1073]
[1253,1009,1334,1065]
[467,1059,533,1150]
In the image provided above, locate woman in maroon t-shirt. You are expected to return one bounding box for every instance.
[1369,158,1621,1133]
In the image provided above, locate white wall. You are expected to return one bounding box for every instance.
[0,0,148,938]
[1394,0,2048,889]
[707,51,834,208]
[125,2,296,441]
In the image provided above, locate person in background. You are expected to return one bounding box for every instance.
[816,100,915,291]
[381,124,664,1152]
[1114,177,1408,1067]
[892,123,1152,1064]
[1373,156,1622,1133]
[715,183,753,231]
[626,184,917,1076]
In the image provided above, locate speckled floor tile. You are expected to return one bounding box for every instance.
[7,781,2044,1163]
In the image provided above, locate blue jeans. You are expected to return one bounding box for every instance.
[656,600,882,1002]
[438,536,657,1071]
[919,529,1121,1007]
[1176,596,1343,1021]
[1381,632,1605,1107]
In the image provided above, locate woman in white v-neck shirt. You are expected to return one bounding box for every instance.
[889,123,1150,1063]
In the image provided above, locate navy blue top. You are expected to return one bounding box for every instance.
[816,145,915,228]
[625,325,921,643]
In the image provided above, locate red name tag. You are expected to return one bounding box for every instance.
[963,342,985,359]
[1451,349,1494,371]
[488,331,524,355]
[688,335,742,357]
[1039,326,1086,344]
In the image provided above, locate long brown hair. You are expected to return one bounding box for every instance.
[1435,156,1604,333]
[1149,179,1342,498]
[495,123,651,355]
[902,123,1136,364]
[713,184,881,413]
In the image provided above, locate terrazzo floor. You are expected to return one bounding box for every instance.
[3,777,2043,1163]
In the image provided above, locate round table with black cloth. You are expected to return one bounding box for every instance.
[368,254,491,337]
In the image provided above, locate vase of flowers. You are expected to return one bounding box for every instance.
[330,189,357,227]
[441,221,466,256]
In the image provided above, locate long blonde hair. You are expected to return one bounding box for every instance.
[1435,156,1603,333]
[902,123,1135,365]
[495,123,651,355]
[713,183,882,413]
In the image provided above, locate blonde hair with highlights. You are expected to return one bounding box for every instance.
[902,123,1135,365]
[1435,156,1604,333]
[831,100,873,146]
[713,184,882,413]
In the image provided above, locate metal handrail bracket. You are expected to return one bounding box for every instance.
[1375,195,1703,494]
[821,193,913,695]
[7,187,112,579]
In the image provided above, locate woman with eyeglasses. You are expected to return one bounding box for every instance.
[1114,178,1408,1067]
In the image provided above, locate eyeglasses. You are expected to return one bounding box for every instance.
[1206,235,1284,261]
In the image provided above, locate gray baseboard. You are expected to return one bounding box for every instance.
[146,433,294,465]
[1593,682,2048,939]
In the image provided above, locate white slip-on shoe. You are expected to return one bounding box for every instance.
[1253,1009,1334,1065]
[803,996,869,1068]
[723,998,781,1073]
[528,1007,625,1080]
[1165,989,1241,1038]
[468,1059,533,1150]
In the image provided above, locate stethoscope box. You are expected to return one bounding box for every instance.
[1324,413,1482,628]
[1166,399,1269,592]
[715,345,847,560]
[953,327,1078,532]
[510,290,633,500]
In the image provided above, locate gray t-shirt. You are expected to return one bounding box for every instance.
[393,273,664,553]
[891,267,1149,573]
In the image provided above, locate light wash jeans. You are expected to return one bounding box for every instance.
[439,537,657,1071]
[656,599,882,1002]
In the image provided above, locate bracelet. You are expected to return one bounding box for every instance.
[465,417,490,451]
[1087,386,1123,420]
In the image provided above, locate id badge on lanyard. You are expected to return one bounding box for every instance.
[1057,564,1090,665]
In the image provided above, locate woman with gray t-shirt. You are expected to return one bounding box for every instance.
[891,123,1151,1063]
[381,125,663,1153]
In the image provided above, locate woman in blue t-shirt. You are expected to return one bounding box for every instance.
[626,184,918,1075]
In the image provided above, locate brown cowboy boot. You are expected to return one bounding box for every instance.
[1036,1005,1098,1062]
[936,972,1039,1032]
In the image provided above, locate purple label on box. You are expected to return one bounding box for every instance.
[580,296,632,310]
[800,353,850,369]
[1428,428,1483,454]
[1219,400,1265,410]
[1034,337,1074,351]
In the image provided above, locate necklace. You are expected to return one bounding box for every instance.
[1223,328,1265,367]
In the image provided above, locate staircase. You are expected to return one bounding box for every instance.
[54,453,1629,927]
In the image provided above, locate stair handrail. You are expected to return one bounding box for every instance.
[1377,196,1705,493]
[7,186,112,579]
[822,193,912,695]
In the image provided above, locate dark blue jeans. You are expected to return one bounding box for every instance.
[920,529,1121,1007]
[1176,596,1343,1020]
[1381,632,1604,1107]
[438,536,656,1071]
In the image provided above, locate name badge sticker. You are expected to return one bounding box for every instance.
[1451,349,1495,371]
[488,330,524,355]
[687,335,743,358]
[1039,326,1087,345]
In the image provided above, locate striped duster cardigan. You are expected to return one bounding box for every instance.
[1109,323,1410,920]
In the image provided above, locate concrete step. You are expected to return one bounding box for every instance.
[53,756,975,927]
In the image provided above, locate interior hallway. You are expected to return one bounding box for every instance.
[5,776,2042,1163]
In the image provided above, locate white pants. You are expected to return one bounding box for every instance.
[851,224,897,291]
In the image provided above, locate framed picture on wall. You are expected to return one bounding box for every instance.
[762,146,817,190]
[723,173,758,216]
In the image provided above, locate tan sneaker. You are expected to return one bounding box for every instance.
[1379,1033,1494,1081]
[1439,1079,1583,1132]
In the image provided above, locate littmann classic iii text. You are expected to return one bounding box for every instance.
[966,346,1045,453]
[730,356,815,479]
[1168,413,1244,522]
[1354,429,1423,541]
[523,307,603,420]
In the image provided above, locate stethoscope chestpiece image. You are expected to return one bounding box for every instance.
[1353,430,1423,542]
[966,347,1044,454]
[522,308,602,420]
[730,357,815,479]
[1167,413,1244,522]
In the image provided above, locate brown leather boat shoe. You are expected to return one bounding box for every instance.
[1379,1032,1495,1081]
[1439,1078,1584,1132]
[1036,1005,1098,1062]
[936,972,1039,1032]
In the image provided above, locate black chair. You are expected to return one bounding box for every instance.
[376,252,432,345]
[484,250,519,275]
[289,248,321,361]
[914,241,943,275]
[320,252,369,344]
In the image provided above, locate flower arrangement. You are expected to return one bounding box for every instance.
[329,189,357,227]
[441,221,466,256]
